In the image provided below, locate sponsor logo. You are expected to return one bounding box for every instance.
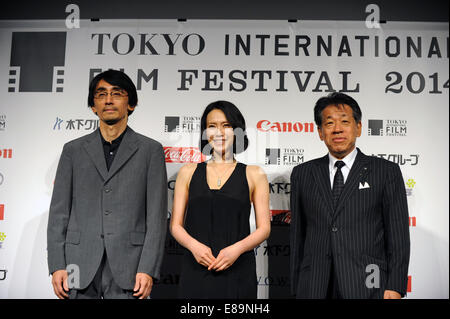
[168,179,176,191]
[53,117,99,131]
[153,273,180,286]
[372,153,419,166]
[255,243,290,257]
[0,115,5,131]
[405,178,416,196]
[165,236,184,256]
[256,120,314,133]
[257,275,289,287]
[271,209,291,225]
[265,148,304,166]
[165,116,200,133]
[368,119,407,136]
[269,182,290,194]
[407,276,412,293]
[164,147,206,163]
[9,32,66,92]
[0,149,12,159]
[0,232,6,248]
[0,204,4,220]
[0,269,7,281]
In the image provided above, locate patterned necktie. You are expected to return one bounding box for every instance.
[332,161,345,209]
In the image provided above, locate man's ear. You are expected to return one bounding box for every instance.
[91,106,98,115]
[318,126,324,141]
[128,105,136,113]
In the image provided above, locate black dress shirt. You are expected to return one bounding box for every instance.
[99,127,127,171]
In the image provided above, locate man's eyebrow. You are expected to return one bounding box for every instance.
[95,86,123,91]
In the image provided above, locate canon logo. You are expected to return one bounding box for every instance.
[0,149,12,158]
[164,147,206,163]
[256,120,314,133]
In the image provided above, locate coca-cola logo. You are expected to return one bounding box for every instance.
[164,147,206,163]
[271,210,291,224]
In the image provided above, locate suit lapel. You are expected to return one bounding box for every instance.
[312,155,334,214]
[105,127,139,184]
[334,148,371,216]
[83,129,108,181]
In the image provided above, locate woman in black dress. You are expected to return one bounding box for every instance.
[170,100,271,298]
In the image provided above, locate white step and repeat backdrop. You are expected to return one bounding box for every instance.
[0,19,448,299]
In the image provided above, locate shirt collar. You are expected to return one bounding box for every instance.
[99,126,128,146]
[328,147,358,171]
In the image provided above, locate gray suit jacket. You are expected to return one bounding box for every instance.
[290,148,410,298]
[47,127,168,290]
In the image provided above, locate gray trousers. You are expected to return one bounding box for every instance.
[69,250,137,299]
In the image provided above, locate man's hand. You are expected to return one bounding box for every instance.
[51,269,69,299]
[133,273,153,299]
[384,290,402,299]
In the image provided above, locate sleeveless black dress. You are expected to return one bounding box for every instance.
[178,162,257,299]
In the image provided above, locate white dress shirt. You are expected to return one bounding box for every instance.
[328,147,358,189]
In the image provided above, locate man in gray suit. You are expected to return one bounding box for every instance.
[47,70,168,299]
[290,92,410,299]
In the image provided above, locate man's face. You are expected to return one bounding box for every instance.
[91,79,135,125]
[318,104,361,159]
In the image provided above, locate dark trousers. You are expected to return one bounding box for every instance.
[326,260,342,299]
[69,250,137,299]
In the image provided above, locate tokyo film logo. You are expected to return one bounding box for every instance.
[265,148,304,166]
[368,120,383,136]
[9,32,66,93]
[164,116,200,133]
[265,149,281,165]
[368,119,407,137]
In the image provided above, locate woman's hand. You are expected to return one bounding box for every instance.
[190,241,216,268]
[208,244,242,272]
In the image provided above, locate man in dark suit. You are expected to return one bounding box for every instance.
[290,92,410,299]
[47,70,168,299]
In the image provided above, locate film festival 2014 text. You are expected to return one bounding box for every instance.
[87,32,449,93]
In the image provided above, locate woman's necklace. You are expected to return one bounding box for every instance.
[209,159,236,187]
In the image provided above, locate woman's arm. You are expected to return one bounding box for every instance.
[169,164,216,268]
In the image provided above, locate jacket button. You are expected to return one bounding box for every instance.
[104,210,111,215]
[100,234,104,239]
[331,226,338,232]
[105,188,111,193]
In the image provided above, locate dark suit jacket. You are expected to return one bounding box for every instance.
[47,127,168,290]
[290,148,410,299]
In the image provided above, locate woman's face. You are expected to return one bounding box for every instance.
[205,109,234,156]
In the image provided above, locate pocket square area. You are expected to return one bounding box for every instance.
[359,182,370,189]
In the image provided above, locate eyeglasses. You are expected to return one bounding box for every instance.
[93,90,128,99]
